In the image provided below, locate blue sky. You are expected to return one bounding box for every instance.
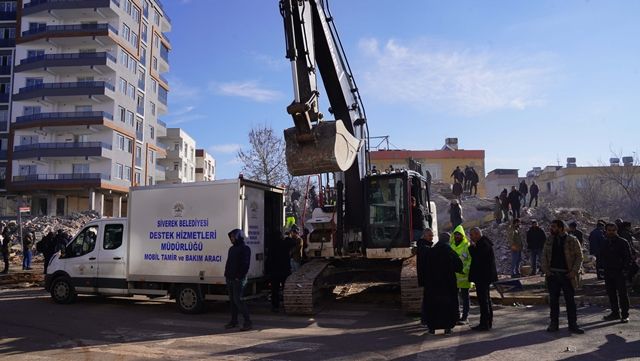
[162,0,640,179]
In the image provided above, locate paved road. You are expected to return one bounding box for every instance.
[1,288,638,360]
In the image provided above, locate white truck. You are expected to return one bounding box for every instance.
[44,178,284,313]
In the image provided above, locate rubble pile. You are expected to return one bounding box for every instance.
[478,206,599,275]
[2,210,100,263]
[431,183,495,231]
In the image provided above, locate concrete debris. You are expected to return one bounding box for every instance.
[2,210,100,262]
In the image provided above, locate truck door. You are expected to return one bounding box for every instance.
[96,223,128,294]
[61,224,100,291]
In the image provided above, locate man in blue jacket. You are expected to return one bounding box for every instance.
[225,229,252,331]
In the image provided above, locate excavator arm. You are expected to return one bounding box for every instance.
[280,0,368,178]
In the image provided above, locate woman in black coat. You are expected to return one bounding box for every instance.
[422,233,463,334]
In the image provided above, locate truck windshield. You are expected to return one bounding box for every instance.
[366,175,406,248]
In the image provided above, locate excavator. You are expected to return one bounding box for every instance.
[279,0,437,314]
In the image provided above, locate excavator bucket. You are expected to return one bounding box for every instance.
[284,120,361,176]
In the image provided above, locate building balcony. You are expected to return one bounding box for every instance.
[18,23,118,45]
[22,0,119,17]
[0,10,16,21]
[15,52,117,74]
[0,38,16,48]
[14,111,113,130]
[13,81,115,101]
[12,141,112,160]
[9,173,110,191]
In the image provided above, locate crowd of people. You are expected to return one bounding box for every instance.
[0,223,72,275]
[451,166,480,200]
[414,216,638,335]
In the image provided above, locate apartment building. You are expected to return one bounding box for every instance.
[158,127,196,184]
[0,1,16,215]
[195,148,215,182]
[7,0,171,217]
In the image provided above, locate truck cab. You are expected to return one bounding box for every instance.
[46,218,128,304]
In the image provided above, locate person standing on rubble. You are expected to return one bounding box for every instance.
[519,180,528,208]
[422,232,463,335]
[468,167,479,196]
[416,228,435,328]
[527,220,547,276]
[451,166,464,185]
[529,181,540,208]
[508,218,524,278]
[493,197,503,224]
[22,232,34,271]
[468,228,498,331]
[541,220,584,334]
[508,186,522,219]
[450,226,472,325]
[499,189,510,222]
[601,223,633,324]
[589,221,607,280]
[452,181,463,203]
[1,222,11,274]
[224,228,252,331]
[568,222,584,246]
[449,200,463,229]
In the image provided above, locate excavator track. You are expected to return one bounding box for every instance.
[400,256,422,314]
[283,259,331,315]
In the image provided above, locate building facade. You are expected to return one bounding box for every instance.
[5,0,171,217]
[195,148,215,182]
[158,128,196,184]
[485,168,519,198]
[0,0,16,215]
[370,139,487,197]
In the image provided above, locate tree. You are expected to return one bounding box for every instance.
[237,124,289,186]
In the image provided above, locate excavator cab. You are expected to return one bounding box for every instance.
[284,120,361,176]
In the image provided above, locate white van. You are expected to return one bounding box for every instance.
[45,178,284,313]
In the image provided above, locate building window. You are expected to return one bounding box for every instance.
[118,77,127,93]
[173,162,179,171]
[143,1,149,18]
[26,49,45,59]
[116,133,125,151]
[152,56,157,70]
[150,125,155,139]
[126,110,134,126]
[150,102,156,116]
[124,166,132,181]
[141,23,148,43]
[75,105,92,112]
[135,171,141,185]
[127,84,136,100]
[118,106,126,122]
[114,163,124,179]
[151,79,157,93]
[130,31,138,47]
[72,163,90,174]
[122,24,130,43]
[154,10,160,26]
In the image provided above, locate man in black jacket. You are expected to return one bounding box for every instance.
[468,228,498,331]
[224,229,252,331]
[527,220,546,275]
[1,223,11,274]
[508,186,522,219]
[519,180,528,207]
[266,231,291,313]
[601,223,632,323]
[529,181,539,207]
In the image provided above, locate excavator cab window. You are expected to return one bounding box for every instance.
[364,173,409,249]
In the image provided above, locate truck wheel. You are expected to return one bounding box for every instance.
[51,276,77,304]
[176,285,205,314]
